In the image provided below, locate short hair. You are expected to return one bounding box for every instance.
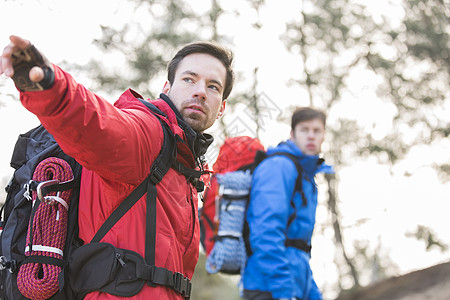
[291,107,326,131]
[167,41,235,100]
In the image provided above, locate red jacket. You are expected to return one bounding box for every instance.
[19,66,201,299]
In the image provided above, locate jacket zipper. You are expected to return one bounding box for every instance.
[184,189,196,256]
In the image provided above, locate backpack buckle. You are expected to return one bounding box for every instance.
[173,272,191,298]
[149,166,164,185]
[0,256,16,273]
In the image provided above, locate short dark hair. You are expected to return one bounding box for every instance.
[167,41,235,100]
[291,107,326,131]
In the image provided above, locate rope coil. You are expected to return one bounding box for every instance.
[17,157,74,300]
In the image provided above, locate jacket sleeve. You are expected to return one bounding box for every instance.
[19,65,162,184]
[247,156,298,298]
[308,277,323,300]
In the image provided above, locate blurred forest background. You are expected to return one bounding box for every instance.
[0,0,449,299]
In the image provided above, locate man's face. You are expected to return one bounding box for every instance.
[162,53,227,132]
[291,118,325,156]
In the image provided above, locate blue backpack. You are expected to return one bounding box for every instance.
[201,146,310,276]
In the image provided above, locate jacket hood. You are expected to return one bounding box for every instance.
[266,140,333,176]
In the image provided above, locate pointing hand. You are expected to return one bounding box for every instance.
[1,35,54,91]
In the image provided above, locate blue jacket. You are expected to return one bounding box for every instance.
[243,140,333,300]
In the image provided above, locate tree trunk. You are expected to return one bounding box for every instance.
[325,173,360,288]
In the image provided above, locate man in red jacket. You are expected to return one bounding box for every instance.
[1,35,234,299]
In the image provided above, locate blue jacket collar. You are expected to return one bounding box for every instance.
[266,140,333,176]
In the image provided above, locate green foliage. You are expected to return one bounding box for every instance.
[406,225,449,252]
[403,0,450,65]
[434,163,450,182]
[365,0,450,162]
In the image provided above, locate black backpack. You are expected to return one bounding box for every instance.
[0,100,199,299]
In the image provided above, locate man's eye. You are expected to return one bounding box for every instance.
[209,85,219,91]
[183,78,193,83]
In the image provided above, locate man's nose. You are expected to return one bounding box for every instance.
[193,83,206,100]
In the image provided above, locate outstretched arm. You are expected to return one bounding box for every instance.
[1,35,162,184]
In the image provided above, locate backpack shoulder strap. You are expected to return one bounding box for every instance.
[265,152,307,228]
[267,152,306,204]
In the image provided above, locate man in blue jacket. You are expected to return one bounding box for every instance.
[243,107,333,300]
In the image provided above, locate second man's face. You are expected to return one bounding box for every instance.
[291,119,325,156]
[162,53,227,132]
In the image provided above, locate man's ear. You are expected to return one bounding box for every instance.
[162,81,171,94]
[290,129,294,139]
[217,100,226,119]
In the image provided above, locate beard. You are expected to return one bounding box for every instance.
[166,89,219,132]
[181,109,211,132]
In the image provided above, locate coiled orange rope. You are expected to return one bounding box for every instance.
[17,157,73,300]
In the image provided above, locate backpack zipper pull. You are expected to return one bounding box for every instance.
[116,252,126,267]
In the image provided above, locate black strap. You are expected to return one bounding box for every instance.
[27,197,43,255]
[143,112,177,269]
[285,238,311,253]
[136,264,191,298]
[222,194,250,201]
[21,255,67,268]
[172,161,202,181]
[146,182,157,268]
[214,235,239,241]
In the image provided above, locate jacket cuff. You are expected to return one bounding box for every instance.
[19,64,68,117]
